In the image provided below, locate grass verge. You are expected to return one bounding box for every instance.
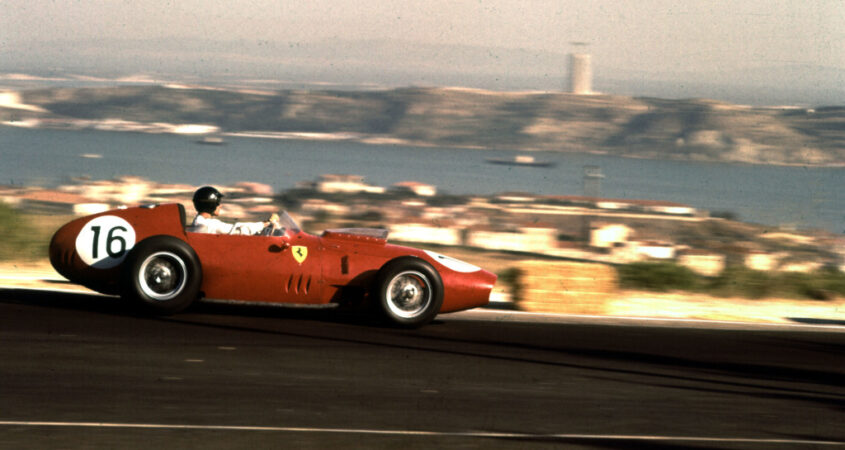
[0,203,70,262]
[620,261,845,300]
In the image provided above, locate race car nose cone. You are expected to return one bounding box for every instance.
[49,219,83,281]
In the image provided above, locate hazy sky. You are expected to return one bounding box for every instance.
[4,0,843,71]
[2,0,844,104]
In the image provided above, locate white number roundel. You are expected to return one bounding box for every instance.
[75,216,137,269]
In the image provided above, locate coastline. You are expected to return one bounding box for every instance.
[4,121,844,169]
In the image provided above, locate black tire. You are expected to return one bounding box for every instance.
[374,257,443,328]
[121,235,202,315]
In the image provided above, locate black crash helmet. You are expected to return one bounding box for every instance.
[192,186,224,214]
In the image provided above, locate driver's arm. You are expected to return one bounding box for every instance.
[233,214,281,235]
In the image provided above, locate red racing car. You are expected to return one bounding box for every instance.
[49,203,497,327]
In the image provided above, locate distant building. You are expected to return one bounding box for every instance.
[678,250,726,276]
[392,181,437,197]
[317,174,386,194]
[569,53,592,95]
[593,198,697,216]
[389,222,462,246]
[594,200,629,210]
[639,201,697,216]
[745,251,782,271]
[634,241,676,260]
[590,222,633,249]
[780,261,823,273]
[515,224,559,253]
[300,199,351,216]
[467,225,558,254]
[495,192,538,203]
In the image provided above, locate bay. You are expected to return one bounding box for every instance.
[1,126,842,233]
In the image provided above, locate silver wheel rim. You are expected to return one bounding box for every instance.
[385,270,432,319]
[138,251,188,301]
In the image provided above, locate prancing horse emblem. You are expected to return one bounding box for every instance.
[292,246,308,264]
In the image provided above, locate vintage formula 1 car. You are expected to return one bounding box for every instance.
[49,203,497,327]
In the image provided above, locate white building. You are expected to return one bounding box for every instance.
[317,174,386,194]
[745,251,782,271]
[300,199,351,216]
[642,202,697,216]
[594,198,697,216]
[634,241,676,260]
[389,223,462,246]
[590,223,633,248]
[780,261,824,273]
[392,181,437,197]
[468,225,558,254]
[678,250,726,277]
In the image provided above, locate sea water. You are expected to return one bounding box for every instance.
[1,127,842,233]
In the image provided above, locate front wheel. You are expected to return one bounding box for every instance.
[375,257,443,328]
[121,236,202,315]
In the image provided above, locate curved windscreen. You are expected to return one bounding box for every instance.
[278,211,301,234]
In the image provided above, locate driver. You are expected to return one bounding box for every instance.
[189,186,279,235]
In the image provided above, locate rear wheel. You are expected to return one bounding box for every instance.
[122,236,202,315]
[375,257,443,328]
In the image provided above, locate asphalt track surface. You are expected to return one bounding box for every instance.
[1,288,844,449]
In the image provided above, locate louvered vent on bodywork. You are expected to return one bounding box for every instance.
[286,273,312,295]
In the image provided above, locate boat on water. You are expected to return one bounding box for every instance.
[485,155,556,168]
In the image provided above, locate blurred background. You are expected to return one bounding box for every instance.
[2,0,844,304]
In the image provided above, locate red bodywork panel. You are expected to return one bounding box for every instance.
[49,204,496,313]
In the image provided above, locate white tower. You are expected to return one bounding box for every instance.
[569,53,592,95]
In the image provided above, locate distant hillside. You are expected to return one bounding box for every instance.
[8,85,845,166]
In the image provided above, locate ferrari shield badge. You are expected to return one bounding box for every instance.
[292,245,308,264]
